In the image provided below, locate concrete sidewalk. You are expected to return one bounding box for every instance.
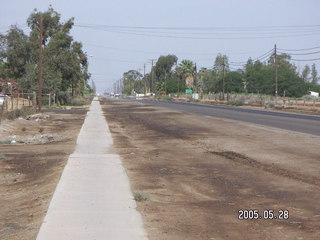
[36,98,147,240]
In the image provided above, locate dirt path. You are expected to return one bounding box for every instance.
[101,98,320,240]
[0,109,87,240]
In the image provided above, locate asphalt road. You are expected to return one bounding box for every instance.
[129,98,320,137]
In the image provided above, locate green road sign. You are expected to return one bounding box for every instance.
[185,89,192,94]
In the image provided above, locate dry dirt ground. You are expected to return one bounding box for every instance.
[101,98,320,240]
[0,108,87,240]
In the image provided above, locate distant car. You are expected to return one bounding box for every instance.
[114,93,120,98]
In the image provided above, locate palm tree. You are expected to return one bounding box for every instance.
[176,60,196,88]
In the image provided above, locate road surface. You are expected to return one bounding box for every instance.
[131,99,320,136]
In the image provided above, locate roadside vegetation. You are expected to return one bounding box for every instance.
[121,53,319,99]
[0,7,93,105]
[3,107,36,120]
[133,191,150,202]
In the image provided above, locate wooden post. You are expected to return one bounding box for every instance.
[17,93,19,109]
[11,94,14,111]
[33,91,37,110]
[37,15,44,112]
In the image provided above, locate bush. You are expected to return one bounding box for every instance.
[228,98,244,106]
[162,96,173,101]
[69,97,89,106]
[265,102,275,108]
[4,107,35,120]
[134,192,149,202]
[300,95,320,100]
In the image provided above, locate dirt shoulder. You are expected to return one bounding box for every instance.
[0,108,87,240]
[101,98,320,240]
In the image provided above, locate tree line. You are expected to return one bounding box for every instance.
[122,53,320,98]
[0,7,91,104]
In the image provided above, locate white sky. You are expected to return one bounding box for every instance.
[1,0,320,93]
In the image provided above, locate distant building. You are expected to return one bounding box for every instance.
[309,91,319,97]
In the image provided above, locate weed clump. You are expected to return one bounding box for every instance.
[134,192,149,202]
[4,107,35,120]
[228,98,244,106]
[70,97,90,106]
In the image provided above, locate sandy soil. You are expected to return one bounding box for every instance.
[0,108,87,240]
[101,98,320,240]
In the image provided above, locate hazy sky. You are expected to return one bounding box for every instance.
[1,0,320,93]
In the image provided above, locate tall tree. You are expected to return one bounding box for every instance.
[311,63,318,84]
[301,65,311,83]
[244,54,307,97]
[176,59,196,88]
[27,7,89,96]
[153,55,178,83]
[198,68,216,93]
[213,54,229,74]
[0,7,90,100]
[122,70,142,95]
[1,27,31,80]
[225,71,245,93]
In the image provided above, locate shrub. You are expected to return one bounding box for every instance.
[70,97,88,106]
[300,95,319,101]
[134,192,149,202]
[162,96,173,101]
[4,107,35,120]
[265,102,275,108]
[228,98,244,106]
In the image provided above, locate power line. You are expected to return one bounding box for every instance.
[278,46,320,52]
[278,50,320,56]
[75,23,320,31]
[79,26,320,35]
[86,42,265,57]
[229,48,274,65]
[74,23,320,40]
[76,27,320,40]
[291,57,320,61]
[92,57,144,64]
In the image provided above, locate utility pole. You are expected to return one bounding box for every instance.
[194,63,197,92]
[176,62,180,96]
[149,59,157,93]
[274,44,278,97]
[222,56,226,100]
[37,15,43,112]
[143,64,146,95]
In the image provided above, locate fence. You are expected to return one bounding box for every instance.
[0,92,58,112]
[1,95,34,112]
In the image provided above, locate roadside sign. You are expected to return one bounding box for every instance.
[185,89,192,94]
